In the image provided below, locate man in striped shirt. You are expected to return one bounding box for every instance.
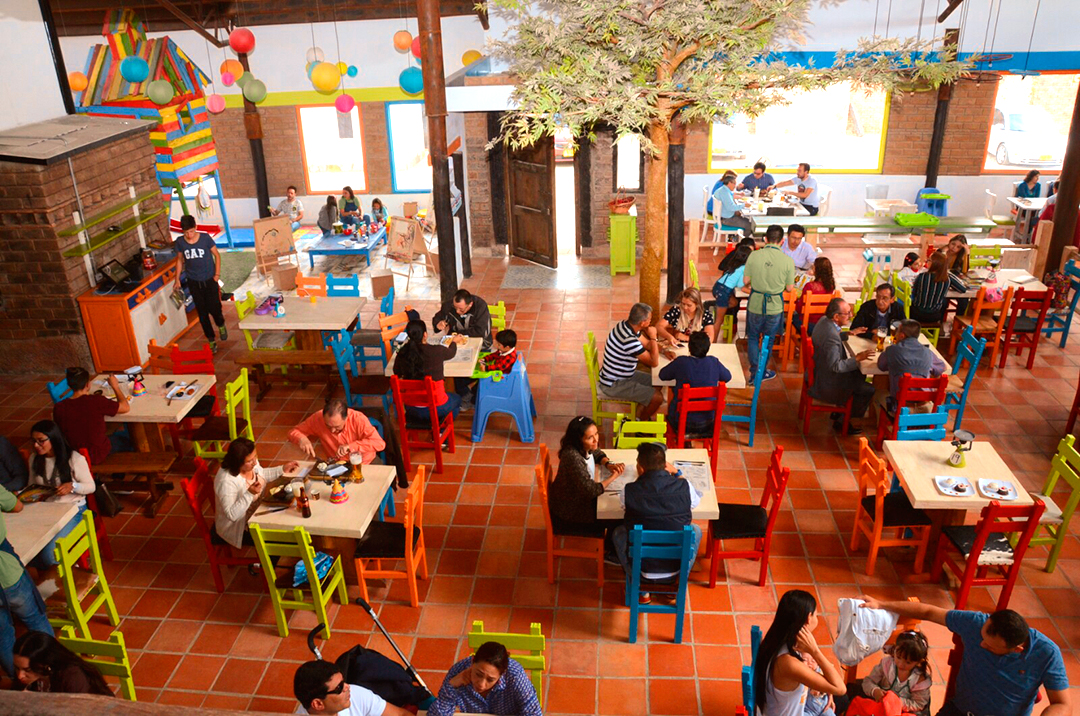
[599,303,664,420]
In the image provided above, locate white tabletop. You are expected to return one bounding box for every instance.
[653,343,747,389]
[966,237,1017,247]
[6,501,79,562]
[238,296,365,332]
[737,195,811,218]
[1007,196,1048,213]
[844,334,952,376]
[884,440,1034,512]
[947,269,1048,298]
[384,336,483,378]
[98,374,216,425]
[597,448,719,520]
[865,199,917,215]
[249,462,395,539]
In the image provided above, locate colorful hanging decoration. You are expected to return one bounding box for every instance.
[206,94,226,113]
[399,66,423,95]
[228,28,256,54]
[462,50,482,66]
[310,62,339,91]
[306,47,325,64]
[335,94,355,113]
[393,30,412,51]
[411,36,422,59]
[243,79,267,103]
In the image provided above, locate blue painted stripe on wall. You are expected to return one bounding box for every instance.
[763,50,1080,73]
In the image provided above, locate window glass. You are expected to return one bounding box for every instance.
[985,73,1079,172]
[615,134,642,192]
[298,105,367,193]
[387,102,432,192]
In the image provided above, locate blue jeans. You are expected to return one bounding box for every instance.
[746,311,784,374]
[612,523,702,583]
[291,221,301,232]
[404,393,462,424]
[109,430,133,455]
[341,215,359,228]
[29,502,86,570]
[0,548,54,677]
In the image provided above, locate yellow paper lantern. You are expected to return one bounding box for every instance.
[461,50,482,66]
[310,62,340,92]
[337,61,348,76]
[393,30,412,51]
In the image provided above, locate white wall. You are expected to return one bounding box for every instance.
[0,0,68,131]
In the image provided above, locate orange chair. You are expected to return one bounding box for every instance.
[797,331,852,435]
[930,498,1045,611]
[390,376,455,474]
[849,438,931,576]
[781,290,842,371]
[535,444,604,587]
[874,373,948,449]
[774,290,799,371]
[380,308,413,359]
[705,445,790,587]
[180,457,259,592]
[665,383,727,480]
[998,288,1052,369]
[146,339,175,374]
[295,274,327,298]
[354,466,428,607]
[948,285,1014,368]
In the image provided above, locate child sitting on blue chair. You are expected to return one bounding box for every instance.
[466,329,518,409]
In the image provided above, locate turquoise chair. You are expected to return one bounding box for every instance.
[328,333,392,414]
[326,272,361,297]
[471,356,537,443]
[896,408,949,442]
[943,326,986,432]
[48,378,72,404]
[741,625,762,713]
[625,525,695,644]
[1042,260,1080,348]
[722,334,771,446]
[368,417,395,520]
[338,288,396,367]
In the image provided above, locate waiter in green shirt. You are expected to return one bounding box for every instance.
[742,224,795,381]
[0,484,54,678]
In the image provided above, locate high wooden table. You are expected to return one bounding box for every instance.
[947,268,1048,298]
[653,343,747,389]
[101,373,216,452]
[384,336,484,378]
[597,448,719,520]
[844,334,952,376]
[1007,196,1048,243]
[238,295,365,351]
[6,501,79,563]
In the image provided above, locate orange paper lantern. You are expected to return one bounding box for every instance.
[220,59,244,78]
[393,30,412,51]
[68,72,88,92]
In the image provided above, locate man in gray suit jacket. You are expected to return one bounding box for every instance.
[810,298,876,435]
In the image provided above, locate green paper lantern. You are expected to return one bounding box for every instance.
[235,71,253,88]
[147,80,175,105]
[243,79,267,103]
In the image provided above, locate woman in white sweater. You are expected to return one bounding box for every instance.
[214,438,297,550]
[27,420,96,569]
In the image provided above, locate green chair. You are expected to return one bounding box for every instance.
[584,331,636,433]
[44,510,119,639]
[854,264,878,314]
[1025,435,1080,573]
[57,626,136,701]
[968,244,1003,269]
[468,620,545,708]
[689,259,700,290]
[490,300,507,332]
[249,524,349,638]
[192,368,254,460]
[893,276,913,320]
[614,413,667,448]
[236,291,296,351]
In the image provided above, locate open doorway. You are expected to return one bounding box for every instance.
[553,128,576,258]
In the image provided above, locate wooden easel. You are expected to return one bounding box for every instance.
[385,216,438,291]
[253,215,298,276]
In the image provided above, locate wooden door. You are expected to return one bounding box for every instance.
[506,136,556,268]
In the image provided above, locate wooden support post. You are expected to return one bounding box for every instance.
[575,134,593,251]
[238,53,270,219]
[925,29,959,189]
[666,119,686,304]
[1048,81,1080,273]
[452,152,472,279]
[487,112,509,246]
[1033,220,1054,278]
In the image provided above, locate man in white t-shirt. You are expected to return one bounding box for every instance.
[771,162,820,215]
[273,184,305,231]
[294,660,412,716]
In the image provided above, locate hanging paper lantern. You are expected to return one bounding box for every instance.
[399,66,423,95]
[306,47,325,64]
[393,30,412,51]
[120,56,150,83]
[206,94,227,114]
[221,71,236,86]
[347,65,358,78]
[68,72,88,92]
[220,59,243,78]
[461,50,482,66]
[335,94,356,113]
[243,79,267,103]
[235,71,253,88]
[229,28,256,54]
[310,62,339,92]
[411,36,422,59]
[337,61,348,76]
[147,80,175,105]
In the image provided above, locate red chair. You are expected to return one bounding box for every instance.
[874,373,948,449]
[665,383,727,480]
[798,331,852,435]
[390,376,456,474]
[705,445,790,587]
[180,457,259,592]
[998,288,1052,369]
[930,498,1045,611]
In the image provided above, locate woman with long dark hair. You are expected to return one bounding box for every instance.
[26,420,95,570]
[548,416,625,526]
[340,185,361,228]
[392,319,467,423]
[911,251,967,324]
[12,631,112,696]
[754,590,845,716]
[1016,170,1041,199]
[795,256,836,333]
[214,438,297,550]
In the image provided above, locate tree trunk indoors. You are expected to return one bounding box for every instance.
[641,121,670,319]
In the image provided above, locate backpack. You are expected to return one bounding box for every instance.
[335,644,432,707]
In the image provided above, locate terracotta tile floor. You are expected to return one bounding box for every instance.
[4,245,1080,714]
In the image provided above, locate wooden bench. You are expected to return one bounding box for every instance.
[95,451,177,517]
[234,349,338,401]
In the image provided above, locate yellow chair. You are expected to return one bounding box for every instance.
[584,331,637,433]
[614,413,667,448]
[249,524,349,638]
[57,626,136,701]
[968,244,1003,269]
[1025,435,1080,573]
[468,620,546,708]
[43,510,119,639]
[689,259,700,290]
[192,368,254,460]
[236,291,296,351]
[490,300,507,332]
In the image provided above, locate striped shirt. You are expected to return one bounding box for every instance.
[599,321,646,386]
[911,272,967,313]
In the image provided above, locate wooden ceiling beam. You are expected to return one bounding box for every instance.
[938,0,964,23]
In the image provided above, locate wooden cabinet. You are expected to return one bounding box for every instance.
[78,259,196,372]
[608,213,637,276]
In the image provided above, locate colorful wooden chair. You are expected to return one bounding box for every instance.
[57,626,136,701]
[949,285,1014,368]
[43,510,119,639]
[895,407,949,442]
[191,368,254,460]
[390,376,455,474]
[1025,435,1080,573]
[467,620,545,708]
[490,300,507,332]
[942,327,986,431]
[968,244,1003,268]
[798,331,852,435]
[740,625,763,713]
[584,331,636,433]
[368,417,396,521]
[614,414,667,449]
[722,334,770,447]
[295,273,327,297]
[535,444,604,587]
[998,288,1052,369]
[380,309,413,359]
[354,466,428,608]
[329,332,392,414]
[874,374,949,449]
[1042,259,1080,348]
[774,290,799,372]
[326,272,361,297]
[781,290,840,371]
[236,291,296,350]
[47,377,72,404]
[471,356,537,443]
[893,277,913,320]
[665,383,727,479]
[180,457,259,592]
[854,264,878,314]
[625,525,695,644]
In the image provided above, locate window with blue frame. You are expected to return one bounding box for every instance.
[386,101,432,192]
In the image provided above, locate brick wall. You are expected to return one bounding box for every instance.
[464,112,495,251]
[0,126,168,373]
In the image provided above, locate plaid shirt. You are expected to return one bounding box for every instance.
[426,657,542,716]
[480,348,518,374]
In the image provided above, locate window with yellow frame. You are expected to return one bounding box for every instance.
[984,73,1078,173]
[708,82,890,175]
[297,104,368,194]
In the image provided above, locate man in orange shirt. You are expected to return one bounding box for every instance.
[288,397,386,464]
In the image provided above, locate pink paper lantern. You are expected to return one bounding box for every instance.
[411,36,421,58]
[221,71,235,86]
[207,94,226,114]
[335,94,356,113]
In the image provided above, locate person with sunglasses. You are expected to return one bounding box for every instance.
[24,420,95,571]
[294,659,412,715]
[289,397,385,464]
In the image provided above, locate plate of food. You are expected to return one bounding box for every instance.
[264,483,294,504]
[934,475,975,497]
[977,479,1018,501]
[312,460,350,479]
[166,382,199,400]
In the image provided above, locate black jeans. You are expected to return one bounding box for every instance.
[188,278,225,342]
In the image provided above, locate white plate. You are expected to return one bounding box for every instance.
[977,478,1018,501]
[166,382,198,400]
[934,475,974,497]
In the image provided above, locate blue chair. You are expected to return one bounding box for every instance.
[471,356,537,444]
[326,273,361,297]
[625,525,695,644]
[915,187,948,217]
[722,334,770,446]
[328,333,392,414]
[367,417,396,521]
[341,288,396,369]
[1043,260,1080,348]
[943,326,986,432]
[741,625,762,713]
[48,378,72,403]
[896,408,949,442]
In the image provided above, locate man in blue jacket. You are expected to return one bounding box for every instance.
[658,331,731,435]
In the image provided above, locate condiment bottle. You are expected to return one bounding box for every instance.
[297,486,312,518]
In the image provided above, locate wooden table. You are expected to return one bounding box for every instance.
[947,268,1048,298]
[597,448,719,520]
[884,440,1033,512]
[6,501,79,563]
[845,334,952,376]
[652,343,747,389]
[238,295,365,351]
[384,336,483,378]
[738,195,811,218]
[101,373,216,452]
[1007,196,1048,243]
